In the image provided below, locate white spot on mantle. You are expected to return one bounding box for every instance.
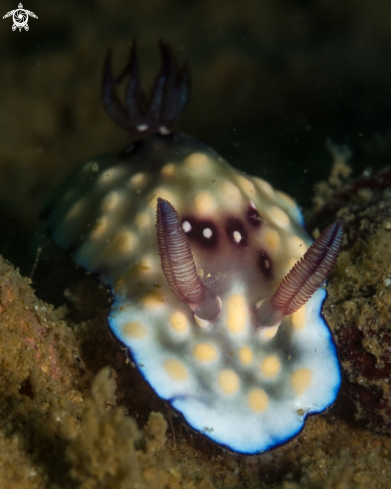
[203,228,212,238]
[183,221,191,233]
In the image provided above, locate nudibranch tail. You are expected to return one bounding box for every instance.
[102,39,190,136]
[156,198,221,320]
[258,220,343,327]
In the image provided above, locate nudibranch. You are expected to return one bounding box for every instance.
[42,41,343,454]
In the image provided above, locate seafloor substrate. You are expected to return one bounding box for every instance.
[310,165,391,434]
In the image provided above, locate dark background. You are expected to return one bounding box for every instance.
[1,0,391,273]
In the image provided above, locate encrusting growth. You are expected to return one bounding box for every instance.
[257,220,343,327]
[156,198,221,320]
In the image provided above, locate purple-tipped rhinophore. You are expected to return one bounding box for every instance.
[156,198,221,320]
[102,40,190,136]
[258,220,343,327]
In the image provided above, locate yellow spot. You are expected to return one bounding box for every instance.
[197,268,205,278]
[193,343,218,362]
[90,216,108,239]
[291,368,313,394]
[170,311,189,333]
[261,355,281,378]
[194,191,215,215]
[239,347,253,365]
[226,294,247,333]
[268,207,290,228]
[275,190,297,208]
[98,167,124,185]
[124,258,153,281]
[184,152,211,170]
[218,369,240,395]
[161,163,176,176]
[263,229,280,252]
[164,359,188,382]
[122,321,146,339]
[139,257,153,271]
[141,290,165,308]
[66,200,84,220]
[289,236,308,257]
[101,191,120,212]
[115,258,153,294]
[253,177,274,198]
[292,305,307,330]
[248,388,269,412]
[237,175,256,197]
[112,231,136,253]
[130,172,146,187]
[220,180,242,204]
[135,212,151,229]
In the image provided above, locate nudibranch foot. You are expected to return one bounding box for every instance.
[102,39,190,136]
[257,220,343,328]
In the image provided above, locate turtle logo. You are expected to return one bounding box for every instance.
[3,3,38,32]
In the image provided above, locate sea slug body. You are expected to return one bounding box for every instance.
[42,41,343,454]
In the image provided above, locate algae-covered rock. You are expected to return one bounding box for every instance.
[0,256,82,488]
[66,368,142,489]
[310,167,391,432]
